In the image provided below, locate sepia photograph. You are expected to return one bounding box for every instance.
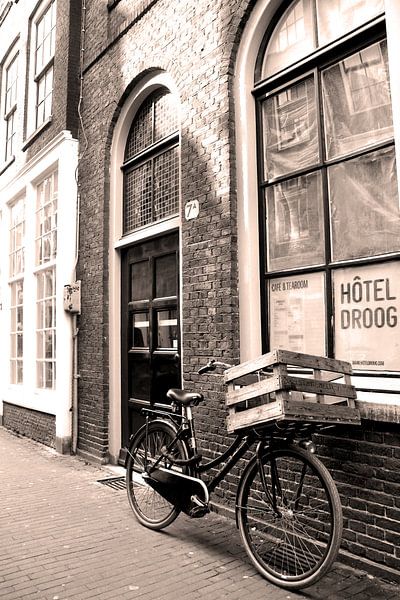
[0,0,399,598]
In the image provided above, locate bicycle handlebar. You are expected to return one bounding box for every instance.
[197,359,233,375]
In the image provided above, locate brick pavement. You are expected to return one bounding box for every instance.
[0,426,399,600]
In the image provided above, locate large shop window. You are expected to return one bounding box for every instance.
[122,89,179,234]
[256,0,400,372]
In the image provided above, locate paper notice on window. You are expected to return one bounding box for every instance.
[269,272,325,355]
[334,263,400,371]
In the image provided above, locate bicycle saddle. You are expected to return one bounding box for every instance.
[166,389,204,406]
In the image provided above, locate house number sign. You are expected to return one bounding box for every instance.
[185,200,199,221]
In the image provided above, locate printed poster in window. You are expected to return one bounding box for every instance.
[334,263,400,371]
[268,272,325,355]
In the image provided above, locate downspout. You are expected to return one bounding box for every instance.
[71,0,87,455]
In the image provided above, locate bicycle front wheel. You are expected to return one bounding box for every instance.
[126,420,189,530]
[237,444,342,590]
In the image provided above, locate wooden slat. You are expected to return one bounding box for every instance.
[224,350,279,383]
[281,399,361,424]
[226,374,280,407]
[275,350,353,374]
[279,374,357,399]
[227,398,283,433]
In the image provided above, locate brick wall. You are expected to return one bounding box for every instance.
[78,0,400,578]
[3,402,56,449]
[315,422,400,575]
[77,0,247,462]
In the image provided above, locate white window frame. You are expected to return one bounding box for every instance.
[35,170,57,390]
[26,0,56,137]
[8,197,25,385]
[1,46,19,165]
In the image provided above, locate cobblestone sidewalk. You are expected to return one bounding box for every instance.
[0,427,399,600]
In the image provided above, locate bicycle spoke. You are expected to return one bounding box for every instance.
[238,446,342,589]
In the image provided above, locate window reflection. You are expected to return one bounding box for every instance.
[329,147,400,261]
[131,312,149,348]
[157,309,178,349]
[262,0,314,78]
[317,0,384,47]
[263,76,318,179]
[267,172,325,271]
[322,40,392,159]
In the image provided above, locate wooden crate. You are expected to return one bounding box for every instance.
[224,349,360,434]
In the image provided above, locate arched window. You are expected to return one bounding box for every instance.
[122,89,179,234]
[256,0,400,370]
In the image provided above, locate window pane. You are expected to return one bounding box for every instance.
[129,356,150,400]
[155,253,177,298]
[268,272,326,355]
[329,147,399,261]
[157,309,178,349]
[266,172,325,271]
[36,268,56,389]
[124,161,152,232]
[317,0,384,47]
[154,92,178,142]
[124,96,153,161]
[263,76,318,179]
[322,40,393,159]
[5,54,18,113]
[131,312,149,348]
[333,262,400,371]
[130,260,150,301]
[36,171,57,265]
[153,147,179,221]
[262,0,315,78]
[10,280,24,384]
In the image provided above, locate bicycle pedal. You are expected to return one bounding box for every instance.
[189,494,209,518]
[189,504,209,518]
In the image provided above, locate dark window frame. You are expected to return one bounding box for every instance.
[255,11,400,376]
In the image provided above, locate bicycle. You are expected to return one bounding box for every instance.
[125,359,343,590]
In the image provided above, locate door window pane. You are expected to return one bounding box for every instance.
[262,0,315,78]
[130,260,150,301]
[266,171,324,271]
[131,312,149,348]
[322,40,393,159]
[129,356,150,400]
[155,253,177,298]
[317,0,384,47]
[263,76,319,179]
[157,309,178,349]
[268,272,326,355]
[329,147,399,261]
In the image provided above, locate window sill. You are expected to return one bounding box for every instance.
[22,117,52,151]
[0,155,15,176]
[357,400,400,424]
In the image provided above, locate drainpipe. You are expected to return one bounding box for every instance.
[72,313,79,454]
[70,0,87,455]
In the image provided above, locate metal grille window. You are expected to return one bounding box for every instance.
[256,1,399,370]
[123,89,179,234]
[34,0,56,129]
[4,53,18,161]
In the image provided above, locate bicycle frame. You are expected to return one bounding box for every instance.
[142,406,261,496]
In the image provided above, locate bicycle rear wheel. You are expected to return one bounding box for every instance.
[126,420,189,530]
[237,444,342,590]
